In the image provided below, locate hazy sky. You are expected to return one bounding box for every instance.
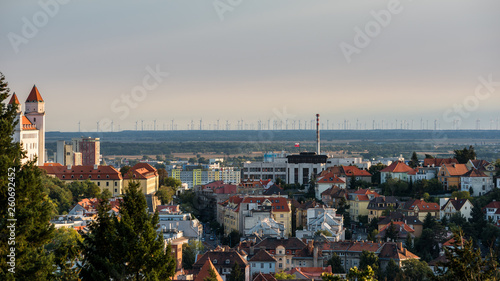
[1,0,500,132]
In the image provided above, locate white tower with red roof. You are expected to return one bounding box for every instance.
[8,85,45,165]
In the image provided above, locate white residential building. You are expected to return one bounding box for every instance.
[460,169,494,196]
[439,198,473,220]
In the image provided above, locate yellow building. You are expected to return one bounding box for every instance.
[437,163,468,190]
[348,189,380,222]
[123,163,159,195]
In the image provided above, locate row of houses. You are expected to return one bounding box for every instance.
[381,158,498,196]
[40,162,160,196]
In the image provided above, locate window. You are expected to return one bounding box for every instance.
[115,188,118,193]
[252,263,255,268]
[97,182,100,186]
[261,263,264,268]
[213,259,217,264]
[115,182,117,186]
[107,175,110,178]
[106,182,109,186]
[62,175,65,179]
[226,259,230,264]
[89,175,92,178]
[98,175,101,178]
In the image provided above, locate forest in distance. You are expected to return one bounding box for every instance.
[46,130,500,162]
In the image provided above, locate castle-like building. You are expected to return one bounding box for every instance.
[9,85,46,166]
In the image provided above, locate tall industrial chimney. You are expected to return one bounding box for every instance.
[316,114,320,155]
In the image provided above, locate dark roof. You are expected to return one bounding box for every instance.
[367,196,399,210]
[441,198,470,211]
[249,249,277,262]
[321,186,347,198]
[254,237,307,250]
[378,211,422,225]
[378,242,419,260]
[263,184,285,196]
[193,250,248,269]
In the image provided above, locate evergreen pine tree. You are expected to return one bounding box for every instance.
[0,72,55,280]
[204,266,219,281]
[228,262,244,281]
[327,253,345,274]
[384,259,400,281]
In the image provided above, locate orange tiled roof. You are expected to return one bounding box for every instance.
[379,221,415,233]
[343,166,371,177]
[26,85,44,102]
[8,93,20,105]
[194,258,223,281]
[22,116,37,130]
[380,161,414,173]
[348,241,383,252]
[442,164,469,176]
[124,163,158,179]
[317,172,345,184]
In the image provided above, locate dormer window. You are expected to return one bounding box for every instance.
[107,175,110,178]
[213,259,217,264]
[62,175,65,179]
[89,175,92,178]
[225,259,230,264]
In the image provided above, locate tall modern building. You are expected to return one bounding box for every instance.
[80,137,100,165]
[9,86,46,166]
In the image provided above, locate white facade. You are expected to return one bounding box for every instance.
[10,88,45,166]
[296,208,345,241]
[439,199,473,220]
[326,157,371,169]
[250,260,276,276]
[461,175,494,196]
[242,159,287,182]
[157,213,203,241]
[287,162,326,185]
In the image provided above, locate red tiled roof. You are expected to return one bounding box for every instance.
[348,241,383,252]
[124,163,158,179]
[194,258,223,281]
[22,116,37,130]
[343,166,371,177]
[483,201,500,210]
[26,85,44,102]
[288,266,332,279]
[8,93,20,105]
[423,158,458,167]
[403,199,439,212]
[442,164,469,176]
[380,161,414,173]
[462,169,488,178]
[379,221,415,233]
[317,172,345,184]
[39,165,123,180]
[241,196,290,212]
[378,242,419,260]
[253,273,277,281]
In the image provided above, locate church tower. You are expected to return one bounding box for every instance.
[8,93,22,143]
[24,85,45,165]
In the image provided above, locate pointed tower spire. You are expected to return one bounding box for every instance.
[8,92,20,105]
[26,85,44,102]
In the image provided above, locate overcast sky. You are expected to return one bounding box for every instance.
[1,0,500,132]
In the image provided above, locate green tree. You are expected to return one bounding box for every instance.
[45,228,83,280]
[384,222,398,242]
[369,163,387,185]
[450,191,471,200]
[275,271,295,280]
[349,175,358,189]
[0,72,56,280]
[228,262,244,281]
[347,266,376,281]
[398,259,433,280]
[164,177,182,188]
[367,229,379,243]
[183,241,205,270]
[156,186,176,205]
[409,152,419,168]
[80,181,177,280]
[434,230,499,280]
[453,146,476,164]
[327,253,345,274]
[425,154,434,159]
[384,259,400,281]
[204,266,219,281]
[120,165,131,176]
[321,272,345,281]
[359,250,379,277]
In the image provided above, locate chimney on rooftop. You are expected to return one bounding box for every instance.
[316,114,320,155]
